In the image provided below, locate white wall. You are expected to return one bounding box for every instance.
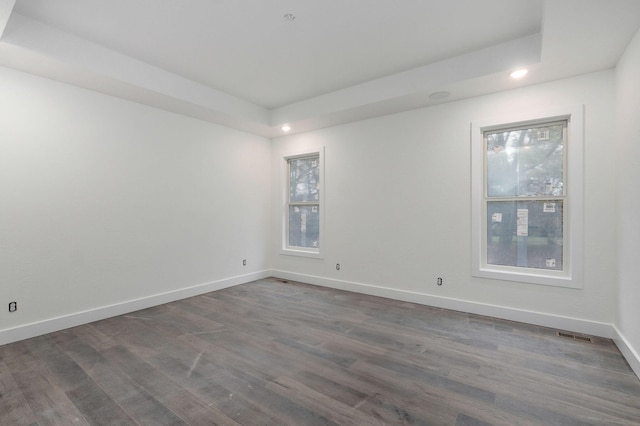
[615,27,640,375]
[271,71,617,336]
[0,52,636,376]
[0,66,271,343]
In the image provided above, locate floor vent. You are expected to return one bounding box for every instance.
[557,331,593,343]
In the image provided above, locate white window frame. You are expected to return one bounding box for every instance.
[281,146,325,259]
[471,105,584,288]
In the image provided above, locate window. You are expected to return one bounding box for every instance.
[471,106,583,287]
[282,148,324,257]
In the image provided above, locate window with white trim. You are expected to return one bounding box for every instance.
[471,107,583,288]
[282,148,324,257]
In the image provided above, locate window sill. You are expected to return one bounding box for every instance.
[280,248,324,259]
[473,266,581,289]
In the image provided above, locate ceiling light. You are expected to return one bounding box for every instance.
[281,125,291,132]
[283,13,295,22]
[510,69,528,79]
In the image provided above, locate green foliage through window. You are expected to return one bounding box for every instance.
[484,121,566,271]
[287,155,320,249]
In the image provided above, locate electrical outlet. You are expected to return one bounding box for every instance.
[8,301,17,312]
[336,263,341,271]
[436,277,443,286]
[242,259,247,266]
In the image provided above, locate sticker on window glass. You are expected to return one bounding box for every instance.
[311,206,318,213]
[543,202,556,213]
[491,213,503,223]
[545,183,554,194]
[546,258,556,268]
[516,209,529,236]
[536,129,550,141]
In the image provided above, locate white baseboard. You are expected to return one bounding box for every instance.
[0,270,270,346]
[271,270,615,339]
[4,269,638,382]
[273,270,640,380]
[612,326,640,379]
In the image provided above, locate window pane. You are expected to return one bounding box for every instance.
[487,200,563,270]
[288,205,319,249]
[289,156,319,202]
[486,123,564,197]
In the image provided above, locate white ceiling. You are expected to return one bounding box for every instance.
[1,0,640,137]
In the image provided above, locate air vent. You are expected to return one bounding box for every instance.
[557,331,592,343]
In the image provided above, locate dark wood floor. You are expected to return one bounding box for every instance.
[1,278,639,425]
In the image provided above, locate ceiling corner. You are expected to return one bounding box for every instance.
[0,0,16,38]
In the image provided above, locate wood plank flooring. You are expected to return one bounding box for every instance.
[1,277,639,425]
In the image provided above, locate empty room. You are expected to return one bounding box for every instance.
[1,0,640,425]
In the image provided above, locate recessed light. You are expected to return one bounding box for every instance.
[429,91,451,100]
[281,125,291,132]
[510,69,528,79]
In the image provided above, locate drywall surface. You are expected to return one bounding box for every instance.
[0,66,271,334]
[615,27,640,371]
[271,71,617,329]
